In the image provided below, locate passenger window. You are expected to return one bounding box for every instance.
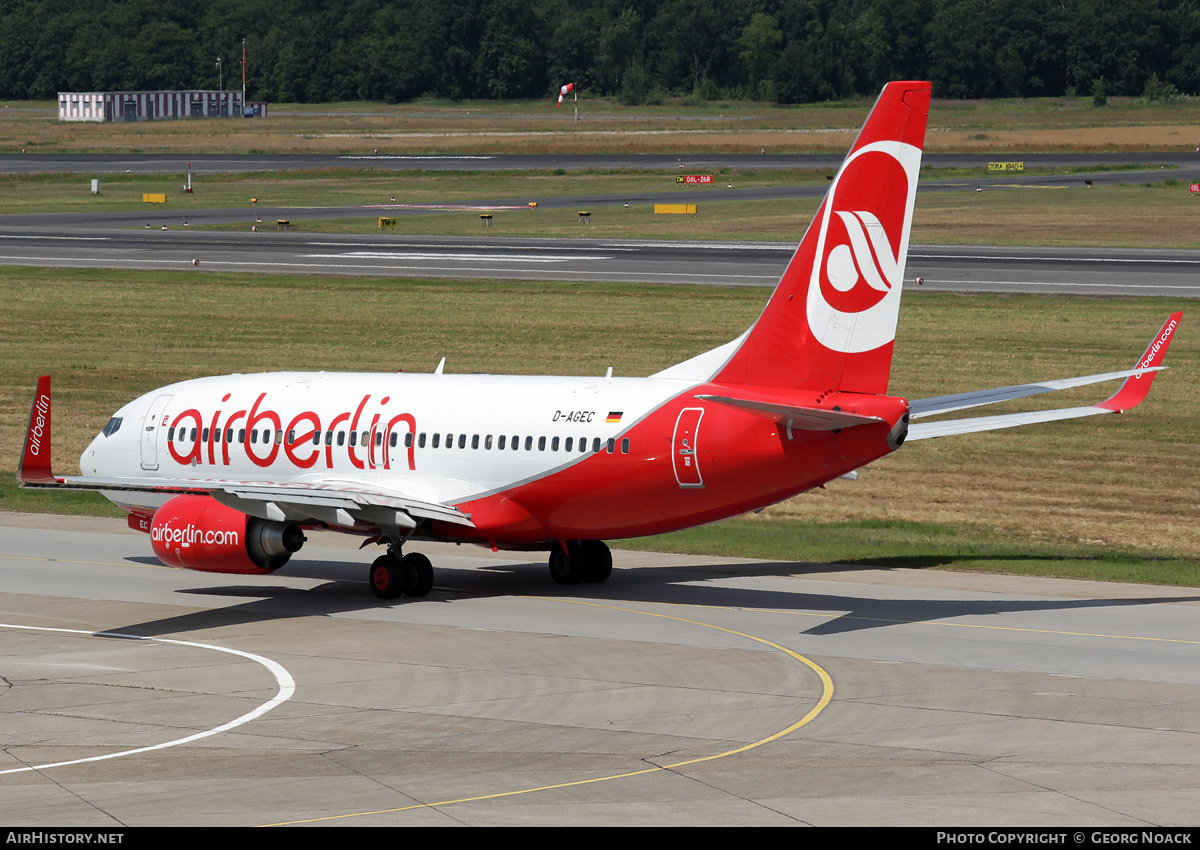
[607,438,615,454]
[498,435,506,450]
[537,436,546,451]
[227,428,235,444]
[622,438,629,454]
[312,431,320,445]
[551,436,559,451]
[324,431,332,446]
[275,430,283,445]
[202,427,209,442]
[593,438,601,453]
[251,429,258,444]
[362,431,370,446]
[168,427,176,440]
[472,434,480,449]
[565,437,572,452]
[485,435,492,450]
[349,431,357,447]
[458,434,466,449]
[375,432,382,447]
[418,433,426,448]
[240,429,246,443]
[524,436,533,451]
[432,433,440,448]
[337,431,345,446]
[287,430,295,445]
[390,432,398,448]
[446,433,453,448]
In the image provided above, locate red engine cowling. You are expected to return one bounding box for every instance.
[149,495,305,574]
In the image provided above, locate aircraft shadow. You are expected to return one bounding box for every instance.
[106,551,1200,642]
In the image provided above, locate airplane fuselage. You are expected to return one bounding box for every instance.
[85,371,907,546]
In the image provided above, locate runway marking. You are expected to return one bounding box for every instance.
[261,597,834,826]
[915,279,1200,292]
[0,623,295,776]
[910,252,1200,265]
[299,251,615,262]
[0,254,777,282]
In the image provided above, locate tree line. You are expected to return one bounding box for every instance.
[4,0,1199,105]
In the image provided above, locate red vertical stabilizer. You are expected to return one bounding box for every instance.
[19,375,56,484]
[714,81,931,395]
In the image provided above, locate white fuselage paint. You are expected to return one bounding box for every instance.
[83,371,696,512]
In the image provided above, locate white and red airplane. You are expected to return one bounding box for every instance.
[19,81,1181,598]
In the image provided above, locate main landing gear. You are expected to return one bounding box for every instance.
[369,548,434,599]
[548,540,613,585]
[370,539,613,599]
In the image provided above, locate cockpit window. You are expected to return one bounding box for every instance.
[101,417,123,437]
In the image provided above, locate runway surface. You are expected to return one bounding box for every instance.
[2,513,1199,826]
[2,227,1198,296]
[3,151,1198,296]
[3,151,1199,175]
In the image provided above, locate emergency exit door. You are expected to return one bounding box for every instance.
[672,407,705,488]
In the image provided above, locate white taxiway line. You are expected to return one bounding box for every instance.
[0,622,296,775]
[300,251,616,262]
[922,279,1200,292]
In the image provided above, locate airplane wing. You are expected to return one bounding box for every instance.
[906,312,1180,441]
[22,471,475,529]
[18,378,473,529]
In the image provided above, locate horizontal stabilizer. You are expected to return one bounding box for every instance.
[696,394,883,431]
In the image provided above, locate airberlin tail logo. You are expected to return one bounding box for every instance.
[825,210,902,295]
[807,141,922,354]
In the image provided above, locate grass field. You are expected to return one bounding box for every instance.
[3,95,1197,584]
[1,266,1195,583]
[210,180,1200,248]
[6,166,1199,249]
[6,95,1200,155]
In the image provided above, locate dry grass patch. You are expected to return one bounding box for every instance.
[6,96,1200,155]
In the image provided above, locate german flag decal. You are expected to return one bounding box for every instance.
[606,411,623,424]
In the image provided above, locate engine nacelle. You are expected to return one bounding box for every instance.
[149,495,305,574]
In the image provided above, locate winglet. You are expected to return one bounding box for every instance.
[18,375,56,484]
[1096,312,1182,413]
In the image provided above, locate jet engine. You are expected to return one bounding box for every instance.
[149,494,305,574]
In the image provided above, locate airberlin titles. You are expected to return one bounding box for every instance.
[26,391,49,457]
[1137,315,1179,373]
[166,391,418,472]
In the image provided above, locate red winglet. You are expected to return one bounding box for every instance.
[18,375,56,483]
[1097,312,1182,413]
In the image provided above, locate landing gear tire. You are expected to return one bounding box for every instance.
[402,552,434,598]
[370,554,404,599]
[548,540,612,585]
[582,540,612,583]
[548,544,584,585]
[370,551,434,599]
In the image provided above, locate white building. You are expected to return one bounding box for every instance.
[58,91,266,122]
